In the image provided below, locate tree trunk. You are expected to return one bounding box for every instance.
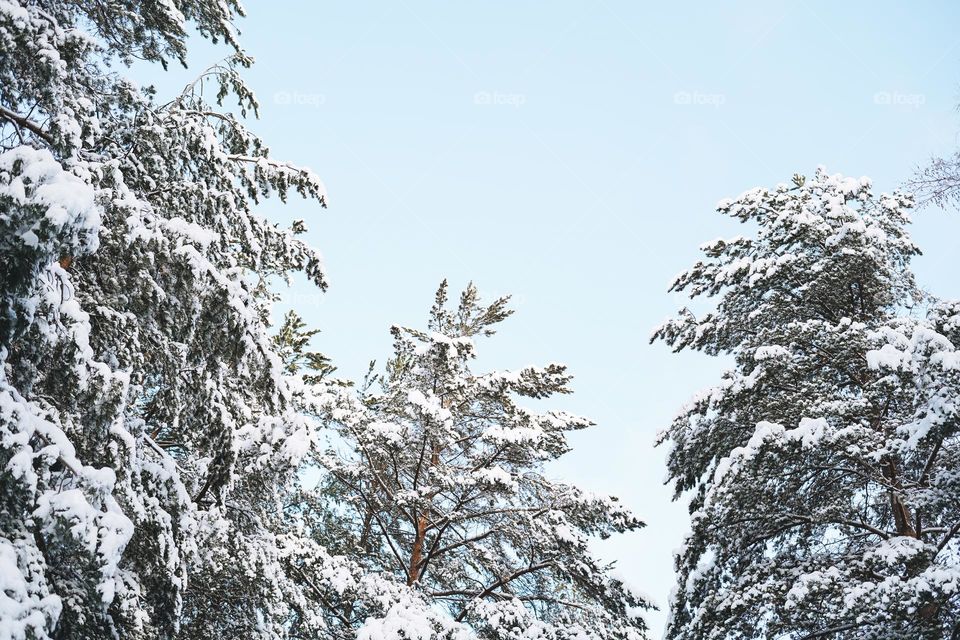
[408,443,441,585]
[882,456,916,537]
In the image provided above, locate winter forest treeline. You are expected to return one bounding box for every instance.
[1,2,959,640]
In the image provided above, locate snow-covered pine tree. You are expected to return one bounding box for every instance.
[308,281,652,640]
[272,312,478,640]
[653,168,960,639]
[1,2,457,638]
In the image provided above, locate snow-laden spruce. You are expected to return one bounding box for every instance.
[653,169,960,639]
[303,282,652,639]
[0,1,464,638]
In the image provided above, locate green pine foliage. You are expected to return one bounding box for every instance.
[307,282,652,639]
[655,169,960,639]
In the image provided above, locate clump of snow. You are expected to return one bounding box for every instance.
[0,146,101,253]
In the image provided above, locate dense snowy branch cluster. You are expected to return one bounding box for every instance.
[655,170,960,639]
[0,0,336,637]
[307,282,650,639]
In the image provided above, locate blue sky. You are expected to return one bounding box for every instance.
[160,2,960,634]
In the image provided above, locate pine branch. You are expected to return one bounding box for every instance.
[0,105,53,144]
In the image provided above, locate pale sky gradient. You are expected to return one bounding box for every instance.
[151,2,960,634]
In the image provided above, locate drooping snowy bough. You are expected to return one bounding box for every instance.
[654,169,960,639]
